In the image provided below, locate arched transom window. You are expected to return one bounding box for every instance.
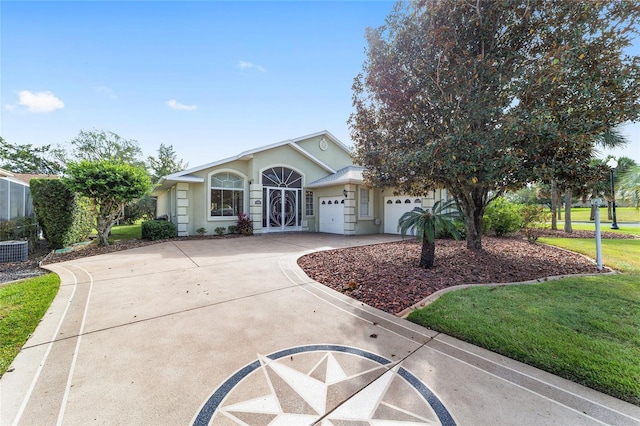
[262,167,302,188]
[210,172,244,217]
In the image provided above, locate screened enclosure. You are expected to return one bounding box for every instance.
[0,177,34,221]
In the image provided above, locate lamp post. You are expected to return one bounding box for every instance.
[606,158,619,230]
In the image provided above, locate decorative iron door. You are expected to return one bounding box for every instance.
[266,188,300,231]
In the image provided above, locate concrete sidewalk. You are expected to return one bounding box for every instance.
[2,233,639,425]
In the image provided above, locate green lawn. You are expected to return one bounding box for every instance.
[0,274,60,376]
[568,223,640,236]
[561,206,640,223]
[408,235,640,405]
[109,223,142,241]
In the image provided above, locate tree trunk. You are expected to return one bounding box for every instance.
[419,239,435,269]
[557,194,562,220]
[550,180,558,230]
[456,186,486,250]
[96,216,112,246]
[564,189,572,233]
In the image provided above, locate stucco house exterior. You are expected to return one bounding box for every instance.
[152,131,447,237]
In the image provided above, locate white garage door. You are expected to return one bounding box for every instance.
[319,197,345,234]
[384,196,423,235]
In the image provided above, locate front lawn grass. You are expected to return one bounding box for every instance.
[561,206,640,223]
[539,237,640,273]
[109,223,142,241]
[568,223,640,236]
[0,274,60,376]
[408,236,640,405]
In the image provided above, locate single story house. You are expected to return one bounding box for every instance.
[152,131,447,236]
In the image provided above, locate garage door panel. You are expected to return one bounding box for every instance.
[319,197,345,234]
[384,196,423,235]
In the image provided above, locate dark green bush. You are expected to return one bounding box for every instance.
[30,179,93,249]
[141,220,176,241]
[484,197,523,236]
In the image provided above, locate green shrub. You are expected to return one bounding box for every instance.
[30,179,93,249]
[141,220,176,241]
[521,204,549,243]
[436,218,466,239]
[484,197,523,236]
[236,213,253,236]
[214,227,225,236]
[227,225,237,234]
[196,227,207,236]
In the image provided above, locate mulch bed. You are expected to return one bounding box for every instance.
[297,234,618,315]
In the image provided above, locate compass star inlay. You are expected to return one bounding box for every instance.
[193,345,456,426]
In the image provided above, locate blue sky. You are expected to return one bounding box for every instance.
[2,1,639,170]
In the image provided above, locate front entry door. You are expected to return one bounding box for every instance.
[265,188,301,231]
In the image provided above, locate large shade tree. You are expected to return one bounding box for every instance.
[350,0,640,249]
[147,143,189,183]
[64,160,152,246]
[58,129,145,167]
[0,137,65,175]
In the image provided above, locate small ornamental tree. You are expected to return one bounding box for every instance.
[64,160,152,246]
[398,200,461,269]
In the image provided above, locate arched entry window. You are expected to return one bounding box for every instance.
[261,167,302,188]
[261,167,303,231]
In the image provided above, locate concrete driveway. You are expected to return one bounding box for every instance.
[2,233,639,425]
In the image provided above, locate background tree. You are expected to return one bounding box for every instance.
[0,137,64,175]
[147,143,189,183]
[64,160,152,246]
[398,200,461,268]
[58,129,144,167]
[350,0,640,250]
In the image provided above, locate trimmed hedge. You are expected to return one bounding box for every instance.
[141,220,176,241]
[30,179,93,249]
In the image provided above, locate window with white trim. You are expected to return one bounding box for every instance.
[210,172,244,217]
[305,191,314,216]
[359,188,373,219]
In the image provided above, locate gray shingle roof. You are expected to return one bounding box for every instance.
[307,165,365,188]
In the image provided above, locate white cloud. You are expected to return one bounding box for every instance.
[238,60,266,73]
[166,99,198,111]
[14,90,64,113]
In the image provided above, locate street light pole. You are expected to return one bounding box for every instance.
[607,158,619,230]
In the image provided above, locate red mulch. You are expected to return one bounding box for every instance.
[297,235,617,315]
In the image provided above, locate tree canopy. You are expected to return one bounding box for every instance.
[60,129,145,167]
[147,143,189,183]
[0,136,65,175]
[64,160,152,246]
[350,0,640,249]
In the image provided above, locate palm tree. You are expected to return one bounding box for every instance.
[619,165,640,209]
[398,199,461,269]
[562,128,629,232]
